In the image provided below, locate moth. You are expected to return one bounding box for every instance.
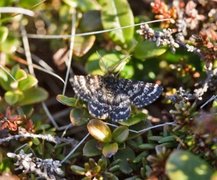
[70,75,163,122]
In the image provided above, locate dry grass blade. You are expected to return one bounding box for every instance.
[0,7,35,16]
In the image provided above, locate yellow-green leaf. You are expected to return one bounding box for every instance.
[5,90,23,105]
[70,108,89,126]
[102,143,118,157]
[56,94,77,107]
[18,75,38,91]
[87,119,112,143]
[99,0,134,44]
[73,35,96,57]
[0,26,9,43]
[134,41,167,60]
[166,150,214,180]
[19,87,48,106]
[112,126,129,143]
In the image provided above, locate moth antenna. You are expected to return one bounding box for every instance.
[96,51,109,74]
[111,54,131,77]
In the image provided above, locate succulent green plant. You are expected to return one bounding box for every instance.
[0,65,48,106]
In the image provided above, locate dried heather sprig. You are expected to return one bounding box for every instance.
[149,0,216,63]
[150,0,177,28]
[194,66,217,99]
[7,150,64,180]
[184,1,205,30]
[137,24,179,52]
[168,87,195,103]
[147,146,171,178]
[151,0,206,31]
[137,24,201,54]
[0,128,78,145]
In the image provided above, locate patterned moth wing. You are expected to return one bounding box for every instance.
[70,75,131,121]
[118,79,164,108]
[70,75,109,119]
[70,75,163,122]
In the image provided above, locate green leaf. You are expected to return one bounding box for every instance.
[120,65,134,79]
[98,157,108,170]
[19,0,41,8]
[166,150,214,180]
[85,50,106,75]
[4,90,23,105]
[80,10,102,32]
[87,119,112,143]
[18,75,38,91]
[104,172,119,180]
[32,138,40,145]
[212,99,217,108]
[102,143,118,158]
[158,135,176,143]
[73,35,96,57]
[14,69,27,81]
[56,94,77,107]
[134,41,167,60]
[119,113,146,126]
[133,151,148,163]
[83,139,101,157]
[99,0,134,44]
[0,26,9,43]
[70,108,89,126]
[18,87,48,106]
[64,0,100,12]
[119,160,133,174]
[0,36,20,53]
[211,171,217,180]
[70,165,85,175]
[99,53,130,73]
[0,69,11,90]
[114,147,135,161]
[112,126,129,143]
[138,143,156,150]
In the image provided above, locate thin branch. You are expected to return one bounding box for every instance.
[42,103,60,130]
[12,55,65,84]
[61,133,89,163]
[0,65,17,81]
[41,103,72,131]
[107,122,176,134]
[17,48,54,72]
[136,122,176,134]
[0,7,35,16]
[27,19,172,39]
[62,11,76,95]
[20,25,35,76]
[31,0,46,9]
[0,131,78,145]
[200,95,217,109]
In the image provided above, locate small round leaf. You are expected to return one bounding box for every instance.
[56,94,77,107]
[83,139,101,157]
[5,90,23,105]
[102,143,118,158]
[70,108,89,126]
[87,119,112,143]
[112,126,129,143]
[166,150,214,180]
[0,26,8,43]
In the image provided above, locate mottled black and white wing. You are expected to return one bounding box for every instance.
[88,98,109,120]
[70,75,91,101]
[109,93,131,122]
[87,76,131,121]
[70,75,163,122]
[119,79,163,108]
[70,75,109,119]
